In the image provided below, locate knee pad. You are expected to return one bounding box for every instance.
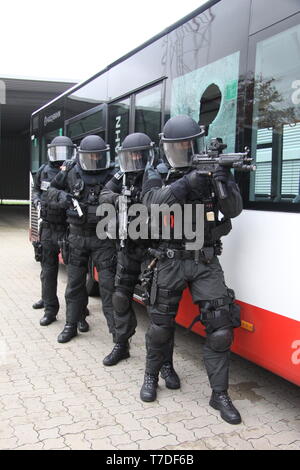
[112,290,130,315]
[206,327,233,353]
[147,322,173,346]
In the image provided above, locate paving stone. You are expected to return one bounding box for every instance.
[267,431,300,447]
[140,418,169,437]
[42,438,67,450]
[63,433,91,450]
[14,423,39,446]
[85,425,124,441]
[248,437,274,450]
[137,434,179,450]
[89,438,117,450]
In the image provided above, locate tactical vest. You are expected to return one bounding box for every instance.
[39,163,66,225]
[66,164,115,229]
[153,172,231,248]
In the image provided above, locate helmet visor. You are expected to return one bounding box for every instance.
[48,145,75,162]
[163,140,196,168]
[118,149,154,173]
[78,151,110,171]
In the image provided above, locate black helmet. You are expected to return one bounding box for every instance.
[78,135,110,172]
[47,136,76,163]
[160,115,204,168]
[117,132,154,173]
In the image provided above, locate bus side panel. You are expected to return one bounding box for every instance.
[176,289,300,387]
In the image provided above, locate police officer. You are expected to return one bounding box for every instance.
[32,136,76,326]
[140,115,243,424]
[99,133,180,389]
[48,135,117,344]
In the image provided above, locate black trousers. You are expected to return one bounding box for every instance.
[65,232,117,339]
[40,223,66,316]
[146,253,233,391]
[114,243,175,366]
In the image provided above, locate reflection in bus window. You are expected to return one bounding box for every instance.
[135,85,162,145]
[250,23,300,203]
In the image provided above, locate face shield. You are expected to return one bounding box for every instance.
[48,145,76,162]
[78,150,110,171]
[162,139,197,168]
[117,147,154,173]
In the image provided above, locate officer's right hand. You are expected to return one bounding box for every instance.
[58,192,73,209]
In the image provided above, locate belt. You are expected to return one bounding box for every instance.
[41,221,66,231]
[69,225,96,237]
[164,248,206,262]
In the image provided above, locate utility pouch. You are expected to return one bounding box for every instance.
[32,241,42,262]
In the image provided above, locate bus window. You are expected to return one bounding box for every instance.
[250,23,300,203]
[171,51,240,153]
[134,84,162,145]
[65,105,107,142]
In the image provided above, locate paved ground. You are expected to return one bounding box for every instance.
[0,206,299,451]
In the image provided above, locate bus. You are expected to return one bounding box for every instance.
[30,0,300,387]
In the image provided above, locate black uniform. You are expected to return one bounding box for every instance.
[141,165,243,392]
[100,166,180,389]
[32,162,67,322]
[99,170,142,344]
[48,161,117,340]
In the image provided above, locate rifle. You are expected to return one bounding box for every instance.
[118,174,131,248]
[192,137,256,199]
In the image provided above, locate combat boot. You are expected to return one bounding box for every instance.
[160,362,181,389]
[103,342,130,366]
[78,318,89,333]
[57,323,78,343]
[40,313,57,326]
[78,310,89,333]
[32,299,44,309]
[140,373,159,402]
[209,390,242,424]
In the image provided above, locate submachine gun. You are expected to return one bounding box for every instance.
[192,137,256,199]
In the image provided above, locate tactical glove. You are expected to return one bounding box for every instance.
[212,165,231,183]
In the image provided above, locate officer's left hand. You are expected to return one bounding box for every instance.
[212,165,231,183]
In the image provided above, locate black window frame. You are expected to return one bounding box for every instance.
[242,12,300,213]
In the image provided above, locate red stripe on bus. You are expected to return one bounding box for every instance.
[176,288,300,387]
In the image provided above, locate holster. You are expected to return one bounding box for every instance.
[32,241,42,262]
